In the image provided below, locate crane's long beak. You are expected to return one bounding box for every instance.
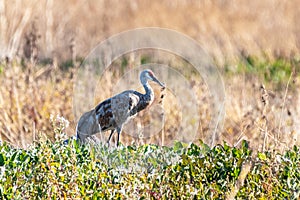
[153,76,165,89]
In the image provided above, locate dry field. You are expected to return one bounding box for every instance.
[0,0,300,151]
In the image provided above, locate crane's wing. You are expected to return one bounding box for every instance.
[95,90,141,131]
[111,91,140,120]
[95,98,115,131]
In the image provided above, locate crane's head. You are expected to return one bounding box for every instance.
[140,69,165,88]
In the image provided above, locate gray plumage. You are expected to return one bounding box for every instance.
[76,69,165,146]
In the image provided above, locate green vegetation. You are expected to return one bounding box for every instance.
[0,137,299,199]
[224,55,300,90]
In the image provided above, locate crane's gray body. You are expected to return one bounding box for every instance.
[76,69,165,146]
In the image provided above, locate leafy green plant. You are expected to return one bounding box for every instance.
[0,130,299,199]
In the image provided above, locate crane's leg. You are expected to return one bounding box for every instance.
[107,129,115,146]
[116,126,122,147]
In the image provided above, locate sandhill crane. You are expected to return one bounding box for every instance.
[76,69,165,146]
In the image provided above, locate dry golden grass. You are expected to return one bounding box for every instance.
[1,0,300,62]
[1,54,299,153]
[0,61,75,146]
[223,74,300,151]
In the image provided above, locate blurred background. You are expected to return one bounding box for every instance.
[1,0,300,63]
[0,0,300,151]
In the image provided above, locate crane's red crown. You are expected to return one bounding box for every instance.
[146,69,154,77]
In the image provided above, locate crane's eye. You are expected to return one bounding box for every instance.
[148,71,154,77]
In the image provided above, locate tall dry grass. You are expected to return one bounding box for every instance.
[0,53,299,152]
[1,0,300,63]
[0,61,75,147]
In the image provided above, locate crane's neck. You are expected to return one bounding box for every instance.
[143,81,154,101]
[131,78,155,114]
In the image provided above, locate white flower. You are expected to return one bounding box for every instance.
[56,115,70,128]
